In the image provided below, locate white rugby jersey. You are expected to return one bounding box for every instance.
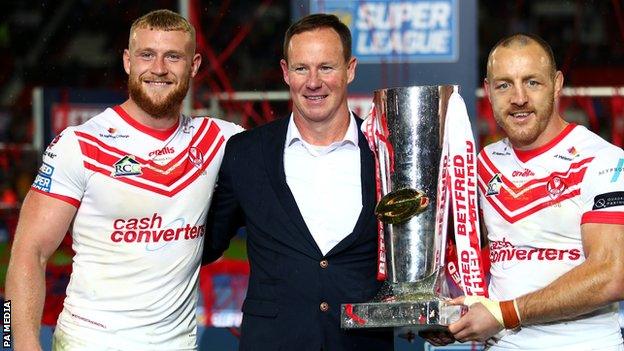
[32,106,242,350]
[478,124,624,350]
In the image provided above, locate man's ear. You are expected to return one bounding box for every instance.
[346,57,357,84]
[123,49,131,75]
[553,71,564,99]
[190,53,202,78]
[484,78,492,103]
[280,59,290,86]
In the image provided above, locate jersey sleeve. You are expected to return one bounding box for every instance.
[212,118,245,139]
[580,146,624,225]
[31,128,86,207]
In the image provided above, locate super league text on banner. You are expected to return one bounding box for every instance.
[310,0,458,63]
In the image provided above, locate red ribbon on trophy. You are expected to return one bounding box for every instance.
[363,104,388,280]
[439,93,488,297]
[362,92,488,292]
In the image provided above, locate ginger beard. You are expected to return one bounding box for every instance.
[128,70,190,119]
[495,94,555,147]
[486,42,562,149]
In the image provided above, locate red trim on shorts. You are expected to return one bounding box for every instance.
[30,187,81,208]
[113,105,179,141]
[513,124,576,162]
[581,211,624,225]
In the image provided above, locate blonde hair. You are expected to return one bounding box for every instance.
[129,9,196,49]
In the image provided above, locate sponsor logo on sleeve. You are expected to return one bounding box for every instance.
[111,155,142,177]
[610,158,624,183]
[47,134,62,150]
[32,162,54,192]
[598,158,624,183]
[44,151,57,159]
[592,191,624,210]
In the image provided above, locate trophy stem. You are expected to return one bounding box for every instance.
[375,268,441,303]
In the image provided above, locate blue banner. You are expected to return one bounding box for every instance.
[310,0,458,63]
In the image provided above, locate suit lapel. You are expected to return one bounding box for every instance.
[327,117,376,255]
[353,124,376,236]
[262,118,322,256]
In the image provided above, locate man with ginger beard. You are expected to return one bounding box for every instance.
[425,33,624,350]
[6,9,242,351]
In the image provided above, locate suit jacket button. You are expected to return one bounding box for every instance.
[319,259,329,269]
[320,302,329,312]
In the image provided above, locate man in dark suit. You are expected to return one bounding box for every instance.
[204,13,393,351]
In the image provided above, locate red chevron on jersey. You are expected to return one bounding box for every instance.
[75,119,225,196]
[479,152,593,193]
[75,117,214,172]
[80,140,222,197]
[478,153,593,223]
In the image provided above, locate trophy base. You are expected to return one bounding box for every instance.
[341,299,465,332]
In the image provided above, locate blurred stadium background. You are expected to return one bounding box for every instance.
[1,0,623,350]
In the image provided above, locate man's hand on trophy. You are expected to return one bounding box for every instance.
[447,296,521,343]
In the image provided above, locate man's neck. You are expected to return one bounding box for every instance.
[120,99,180,130]
[293,112,351,146]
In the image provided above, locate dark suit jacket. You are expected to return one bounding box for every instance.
[204,116,393,351]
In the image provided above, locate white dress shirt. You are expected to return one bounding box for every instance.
[284,114,363,255]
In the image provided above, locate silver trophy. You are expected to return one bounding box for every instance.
[341,85,464,336]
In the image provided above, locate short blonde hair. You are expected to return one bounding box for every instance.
[129,9,196,49]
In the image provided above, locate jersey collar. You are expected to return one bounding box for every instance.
[113,105,179,141]
[513,123,577,163]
